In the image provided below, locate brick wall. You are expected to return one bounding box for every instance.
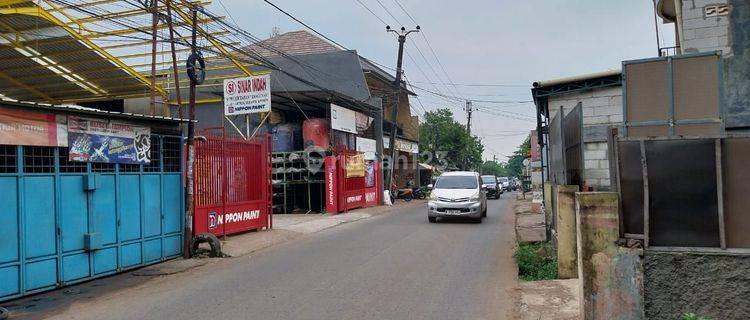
[548,86,622,190]
[681,0,732,55]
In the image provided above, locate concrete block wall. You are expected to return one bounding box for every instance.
[645,251,750,319]
[549,86,621,190]
[681,0,732,55]
[576,192,644,320]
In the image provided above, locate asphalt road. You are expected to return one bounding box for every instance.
[43,195,519,320]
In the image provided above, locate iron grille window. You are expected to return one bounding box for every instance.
[23,146,55,173]
[58,148,87,173]
[92,162,115,172]
[0,145,17,173]
[162,136,181,172]
[144,136,161,172]
[119,163,141,172]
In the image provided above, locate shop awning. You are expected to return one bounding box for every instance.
[0,3,160,104]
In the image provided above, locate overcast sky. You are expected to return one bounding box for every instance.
[215,0,675,162]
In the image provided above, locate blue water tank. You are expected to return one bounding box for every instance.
[272,123,297,152]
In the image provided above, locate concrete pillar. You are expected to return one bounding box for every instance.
[555,185,580,279]
[576,192,643,320]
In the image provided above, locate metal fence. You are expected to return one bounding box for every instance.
[616,135,750,251]
[193,129,272,236]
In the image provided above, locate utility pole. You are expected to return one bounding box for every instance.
[183,5,199,259]
[149,0,158,115]
[465,100,473,134]
[165,0,183,119]
[386,25,419,190]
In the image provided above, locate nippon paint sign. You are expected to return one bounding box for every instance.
[325,156,338,213]
[346,194,363,204]
[208,210,261,230]
[223,74,271,116]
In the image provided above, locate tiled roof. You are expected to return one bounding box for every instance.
[245,30,341,57]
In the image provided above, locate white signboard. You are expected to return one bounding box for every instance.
[383,136,419,154]
[356,137,377,160]
[330,104,357,134]
[396,139,419,154]
[223,74,271,116]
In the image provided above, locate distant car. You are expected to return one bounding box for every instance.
[499,176,510,191]
[427,171,487,223]
[481,175,502,199]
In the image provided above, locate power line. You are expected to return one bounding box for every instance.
[261,0,349,50]
[411,81,528,88]
[373,0,404,27]
[354,0,389,25]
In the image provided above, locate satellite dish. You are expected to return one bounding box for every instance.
[522,159,530,166]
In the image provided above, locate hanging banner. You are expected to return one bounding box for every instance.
[345,153,365,178]
[67,116,151,164]
[365,160,375,187]
[330,104,357,134]
[224,74,272,116]
[0,108,67,147]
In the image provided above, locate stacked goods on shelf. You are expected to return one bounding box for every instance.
[271,151,327,214]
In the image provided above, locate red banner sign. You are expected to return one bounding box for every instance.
[0,108,67,147]
[530,130,541,162]
[325,156,339,214]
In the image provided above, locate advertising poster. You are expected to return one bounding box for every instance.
[365,160,375,187]
[67,116,151,164]
[224,74,272,116]
[345,153,365,178]
[0,108,67,147]
[530,130,541,162]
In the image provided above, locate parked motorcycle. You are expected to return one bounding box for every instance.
[412,186,427,200]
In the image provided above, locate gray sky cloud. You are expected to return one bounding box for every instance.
[216,0,675,161]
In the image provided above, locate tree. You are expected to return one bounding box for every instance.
[480,160,507,177]
[505,135,530,177]
[419,108,484,171]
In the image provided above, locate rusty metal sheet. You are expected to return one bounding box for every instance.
[548,110,565,185]
[722,138,750,248]
[625,60,669,123]
[645,139,719,247]
[617,141,643,234]
[673,55,719,121]
[563,104,583,187]
[628,125,669,138]
[618,141,644,235]
[674,123,721,136]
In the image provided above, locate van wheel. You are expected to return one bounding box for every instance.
[428,217,437,223]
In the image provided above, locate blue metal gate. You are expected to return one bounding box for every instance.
[0,135,184,301]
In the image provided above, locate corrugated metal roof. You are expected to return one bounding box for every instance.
[0,9,153,103]
[532,70,622,88]
[0,99,192,123]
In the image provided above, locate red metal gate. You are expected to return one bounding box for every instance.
[193,129,272,236]
[325,151,381,213]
